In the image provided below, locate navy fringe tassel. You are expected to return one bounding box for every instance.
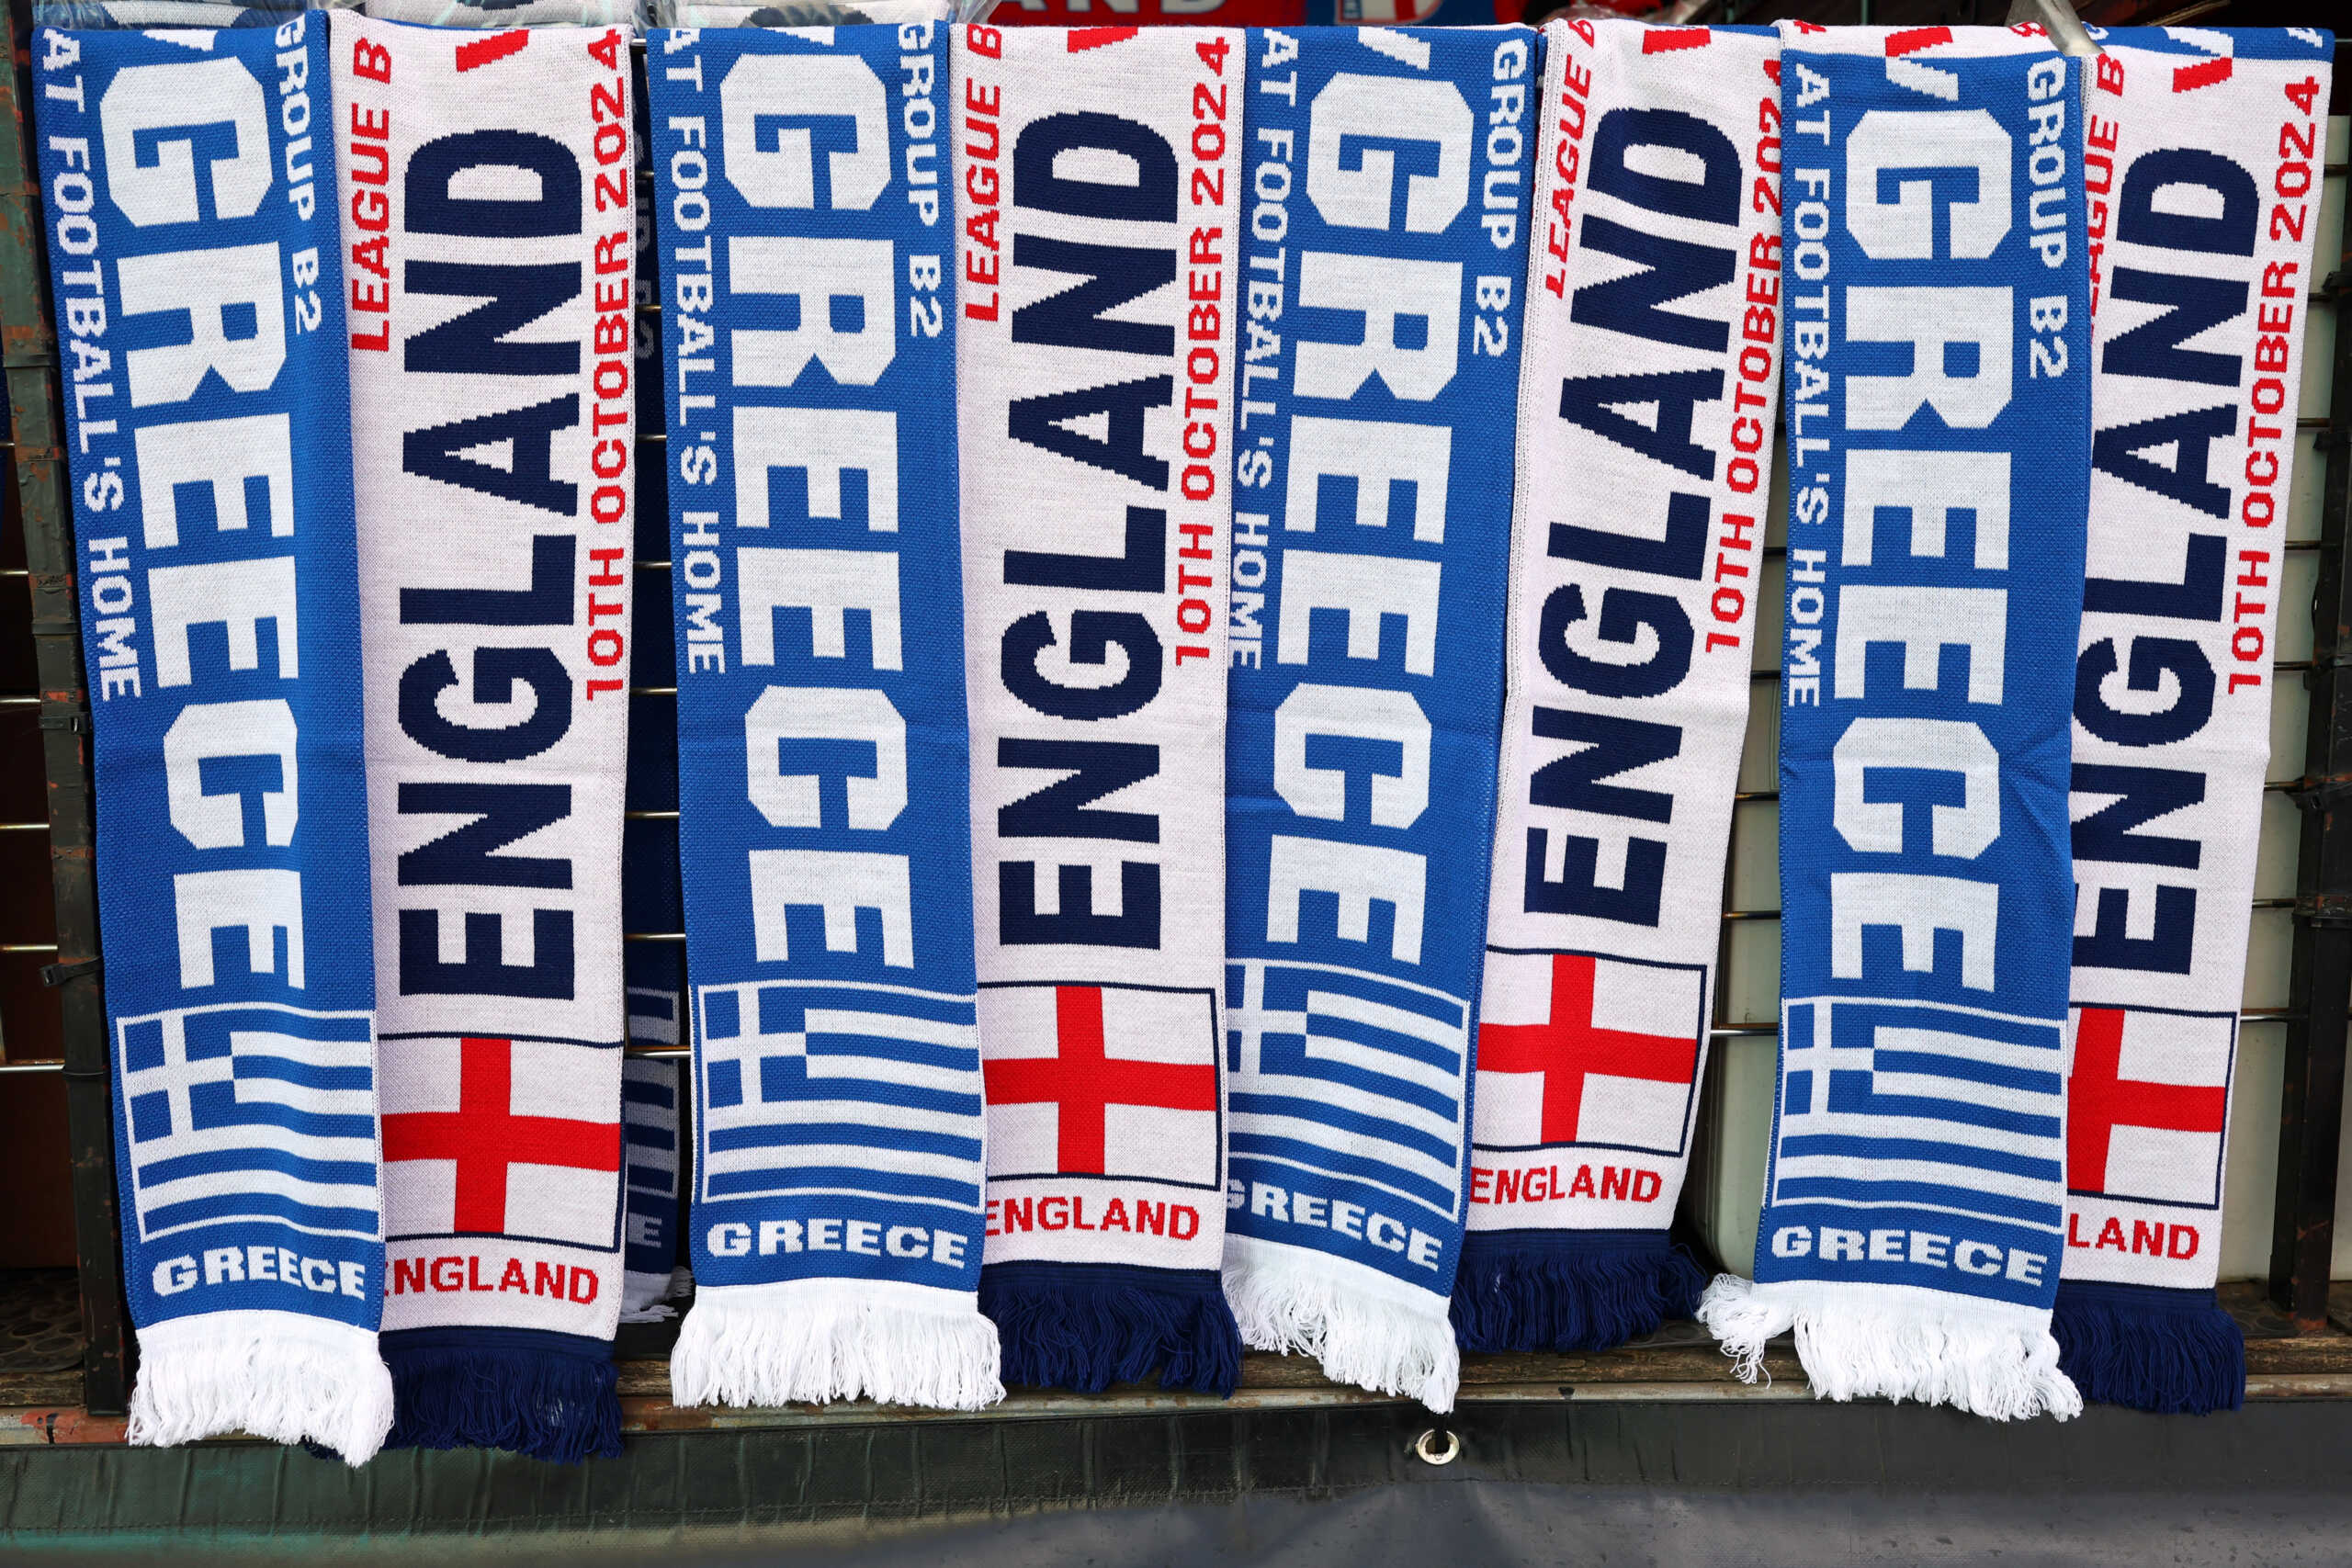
[2052,1280,2244,1415]
[1451,1230,1708,1352]
[383,1331,623,1463]
[980,1263,1240,1394]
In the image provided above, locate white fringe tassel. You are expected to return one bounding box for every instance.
[127,1312,394,1464]
[670,1283,1004,1411]
[1697,1274,2083,1422]
[1224,1247,1459,1413]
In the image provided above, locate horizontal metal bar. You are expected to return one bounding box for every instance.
[1713,1007,2301,1037]
[0,695,37,707]
[639,560,670,570]
[625,810,679,820]
[625,931,685,943]
[1734,779,2301,800]
[0,822,49,832]
[633,687,677,697]
[1717,894,2291,922]
[0,944,59,954]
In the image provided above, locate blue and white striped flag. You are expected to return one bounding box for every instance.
[1699,22,2094,1421]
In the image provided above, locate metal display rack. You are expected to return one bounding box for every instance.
[1,6,2346,1434]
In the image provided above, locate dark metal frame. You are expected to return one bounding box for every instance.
[2274,220,2352,1328]
[2,0,129,1412]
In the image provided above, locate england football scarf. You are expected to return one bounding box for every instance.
[620,1058,684,1315]
[1453,17,1780,1355]
[337,12,637,1461]
[1696,23,2093,1421]
[649,20,1001,1412]
[1221,23,1532,1412]
[2052,25,2335,1415]
[35,16,394,1463]
[956,20,1243,1393]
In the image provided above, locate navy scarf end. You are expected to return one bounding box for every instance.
[980,1265,1240,1395]
[2052,1282,2245,1415]
[1450,1234,1709,1353]
[384,1341,623,1463]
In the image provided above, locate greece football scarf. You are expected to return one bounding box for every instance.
[649,21,1001,1412]
[34,16,391,1465]
[956,20,1243,1393]
[2052,25,2335,1415]
[337,12,637,1461]
[1221,24,1532,1412]
[1454,17,1780,1355]
[1697,24,2093,1422]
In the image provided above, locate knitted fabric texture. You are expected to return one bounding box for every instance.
[1697,22,2093,1422]
[620,1058,684,1318]
[338,12,636,1461]
[36,15,394,1463]
[1220,23,1533,1413]
[1455,17,1781,1356]
[956,20,1243,1394]
[2052,24,2335,1414]
[650,20,1002,1412]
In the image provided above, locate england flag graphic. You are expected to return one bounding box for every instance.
[981,984,1219,1189]
[1473,951,1706,1157]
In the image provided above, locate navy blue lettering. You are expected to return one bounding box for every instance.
[404,262,583,378]
[397,647,572,763]
[2074,636,2215,748]
[1004,504,1164,594]
[404,394,581,516]
[1012,112,1177,223]
[1012,235,1176,359]
[2115,147,2257,257]
[998,739,1159,842]
[1567,218,1734,354]
[1008,377,1171,490]
[397,782,573,888]
[2071,764,2203,870]
[399,908,574,998]
[1001,609,1162,721]
[1556,370,1721,480]
[1538,583,1693,700]
[1550,490,1709,581]
[401,535,575,627]
[1000,861,1159,948]
[407,130,583,239]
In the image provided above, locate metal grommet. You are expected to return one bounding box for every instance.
[1413,1427,1460,1466]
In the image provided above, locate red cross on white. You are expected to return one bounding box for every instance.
[383,1035,620,1236]
[1476,953,1700,1150]
[980,986,1217,1182]
[2065,1008,2228,1198]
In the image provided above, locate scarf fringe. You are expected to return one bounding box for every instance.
[980,1269,1240,1394]
[384,1343,621,1463]
[1223,1254,1457,1412]
[1451,1238,1708,1353]
[129,1322,393,1465]
[1697,1274,2083,1422]
[2053,1283,2244,1415]
[671,1293,1004,1410]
